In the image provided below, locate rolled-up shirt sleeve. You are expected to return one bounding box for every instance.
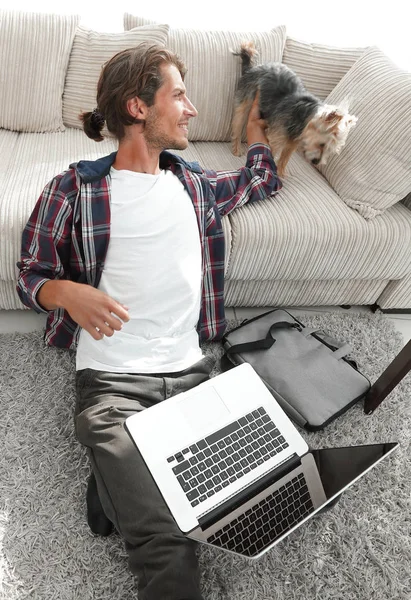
[203,143,282,217]
[16,174,73,313]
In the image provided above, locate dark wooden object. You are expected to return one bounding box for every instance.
[364,339,411,414]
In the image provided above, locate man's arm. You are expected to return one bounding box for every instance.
[17,174,129,341]
[16,173,74,315]
[203,95,281,217]
[245,93,270,147]
[37,280,129,340]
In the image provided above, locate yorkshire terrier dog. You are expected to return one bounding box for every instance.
[232,41,357,177]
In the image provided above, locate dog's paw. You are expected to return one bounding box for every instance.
[232,143,243,157]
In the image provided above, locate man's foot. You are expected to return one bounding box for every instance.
[86,472,114,536]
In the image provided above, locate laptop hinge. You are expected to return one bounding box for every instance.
[198,453,301,531]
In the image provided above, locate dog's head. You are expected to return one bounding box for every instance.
[298,104,357,166]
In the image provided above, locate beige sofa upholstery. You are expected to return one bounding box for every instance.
[1,9,410,312]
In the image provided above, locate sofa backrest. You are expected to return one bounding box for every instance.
[282,36,368,100]
[123,14,373,141]
[166,26,286,142]
[0,10,79,133]
[61,24,170,132]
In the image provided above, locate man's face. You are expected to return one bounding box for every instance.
[143,63,198,151]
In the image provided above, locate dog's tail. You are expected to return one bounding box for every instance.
[232,41,259,76]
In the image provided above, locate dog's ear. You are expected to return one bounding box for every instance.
[324,109,344,129]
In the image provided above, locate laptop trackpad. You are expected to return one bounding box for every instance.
[178,386,230,434]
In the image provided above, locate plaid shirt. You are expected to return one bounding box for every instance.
[17,144,280,349]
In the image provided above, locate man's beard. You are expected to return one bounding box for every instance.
[143,107,188,151]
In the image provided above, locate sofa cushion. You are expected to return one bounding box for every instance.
[0,130,19,190]
[0,10,79,132]
[282,36,367,100]
[170,26,287,142]
[123,15,286,143]
[226,152,411,282]
[0,130,118,282]
[62,24,169,130]
[124,13,157,27]
[319,47,411,219]
[378,272,411,310]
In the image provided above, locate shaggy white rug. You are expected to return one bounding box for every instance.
[1,310,410,599]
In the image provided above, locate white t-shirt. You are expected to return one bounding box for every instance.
[76,167,203,373]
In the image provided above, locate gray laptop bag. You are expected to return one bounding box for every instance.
[221,309,371,431]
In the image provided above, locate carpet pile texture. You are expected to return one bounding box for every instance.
[1,310,410,599]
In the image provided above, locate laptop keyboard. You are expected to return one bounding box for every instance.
[207,472,313,557]
[167,407,289,508]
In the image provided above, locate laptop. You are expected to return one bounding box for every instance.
[125,363,398,559]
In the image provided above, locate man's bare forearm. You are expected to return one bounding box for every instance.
[246,94,269,147]
[246,123,269,147]
[37,280,77,311]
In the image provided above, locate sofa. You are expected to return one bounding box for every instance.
[1,9,410,313]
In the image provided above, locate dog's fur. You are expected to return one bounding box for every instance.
[232,41,357,177]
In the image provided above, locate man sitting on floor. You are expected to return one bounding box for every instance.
[17,42,280,600]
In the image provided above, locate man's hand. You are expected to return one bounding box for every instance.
[64,283,130,340]
[38,280,129,340]
[246,93,269,147]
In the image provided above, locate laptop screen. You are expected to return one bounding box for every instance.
[312,442,398,500]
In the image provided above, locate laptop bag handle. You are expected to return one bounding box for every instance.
[225,322,299,354]
[225,322,352,361]
[302,328,352,359]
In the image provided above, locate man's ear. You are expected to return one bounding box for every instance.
[127,96,148,121]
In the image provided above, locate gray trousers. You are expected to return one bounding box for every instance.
[74,355,216,600]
